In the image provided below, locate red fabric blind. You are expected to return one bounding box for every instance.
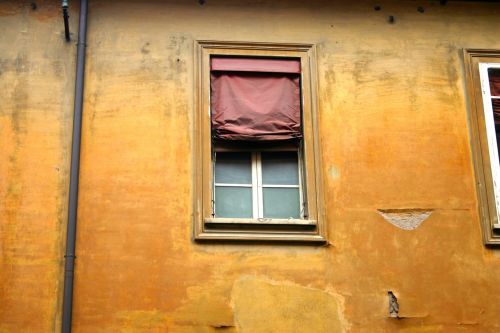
[211,57,300,73]
[211,57,301,141]
[490,70,500,122]
[489,69,500,96]
[493,99,500,123]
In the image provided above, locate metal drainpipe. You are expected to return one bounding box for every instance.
[62,0,70,41]
[62,0,88,332]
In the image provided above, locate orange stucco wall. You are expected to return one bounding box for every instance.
[0,1,76,331]
[2,0,500,332]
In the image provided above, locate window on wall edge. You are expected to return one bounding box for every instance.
[464,49,500,246]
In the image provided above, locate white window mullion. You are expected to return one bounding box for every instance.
[214,183,253,187]
[297,150,305,219]
[212,150,217,217]
[261,184,300,188]
[256,152,264,218]
[251,152,259,219]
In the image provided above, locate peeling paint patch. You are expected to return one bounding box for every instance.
[388,291,399,318]
[377,209,433,230]
[170,284,234,330]
[231,276,348,333]
[328,165,340,181]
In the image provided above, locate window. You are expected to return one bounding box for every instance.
[464,49,500,245]
[214,151,303,220]
[193,41,326,242]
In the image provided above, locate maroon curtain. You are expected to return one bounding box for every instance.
[211,57,301,141]
[211,57,300,73]
[491,70,500,122]
[493,99,500,123]
[490,69,500,96]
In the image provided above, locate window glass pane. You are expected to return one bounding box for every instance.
[263,188,300,219]
[215,186,253,218]
[261,151,299,185]
[215,152,252,184]
[488,68,500,96]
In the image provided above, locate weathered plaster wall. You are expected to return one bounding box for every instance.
[2,0,500,332]
[0,1,76,332]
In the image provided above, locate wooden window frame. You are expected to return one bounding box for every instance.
[464,49,500,246]
[193,40,326,243]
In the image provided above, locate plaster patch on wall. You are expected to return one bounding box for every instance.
[231,276,348,333]
[377,209,433,230]
[328,165,340,181]
[169,282,235,331]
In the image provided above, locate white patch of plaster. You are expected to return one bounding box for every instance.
[328,165,340,181]
[490,249,500,259]
[377,209,433,230]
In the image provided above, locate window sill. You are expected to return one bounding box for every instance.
[204,217,317,226]
[195,217,326,243]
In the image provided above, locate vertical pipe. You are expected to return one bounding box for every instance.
[62,0,87,332]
